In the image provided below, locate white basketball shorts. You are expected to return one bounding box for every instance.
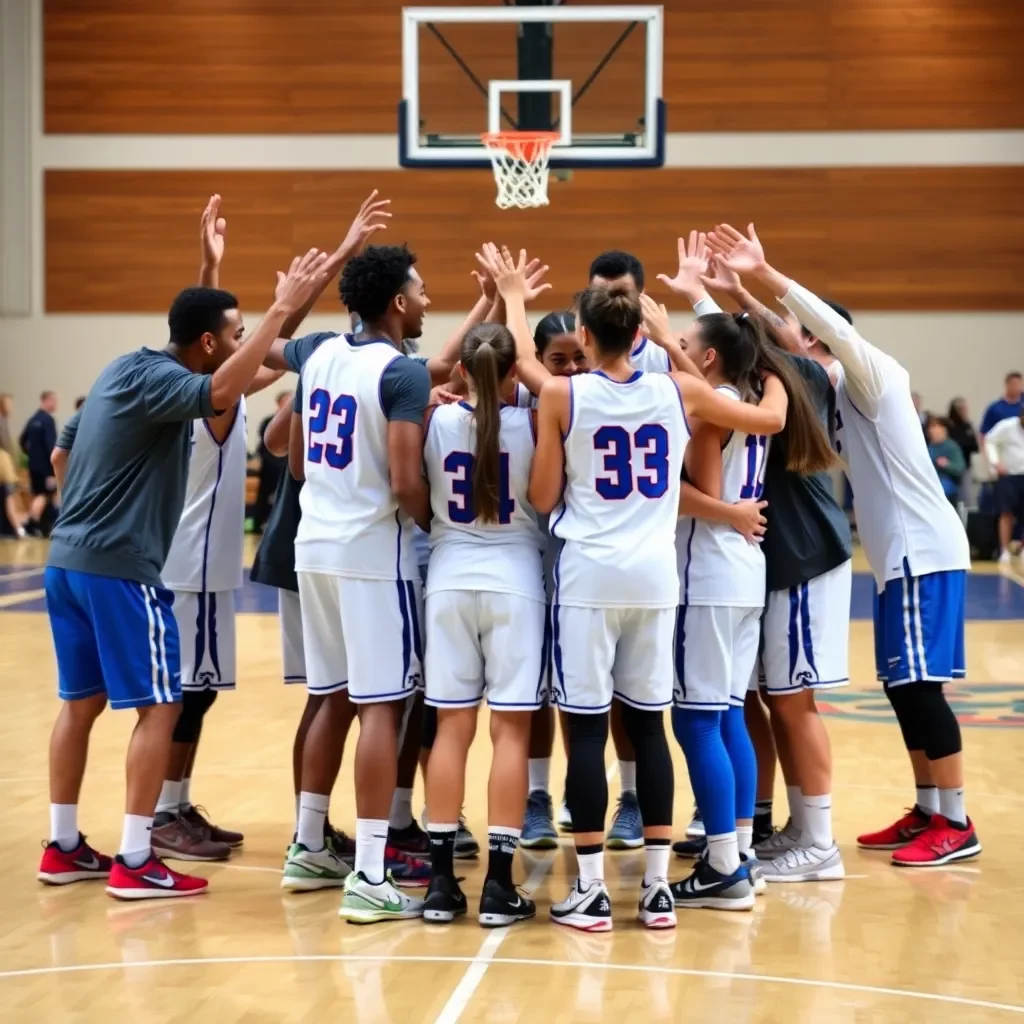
[279,589,306,685]
[550,604,675,714]
[424,590,546,711]
[173,589,236,692]
[297,571,424,703]
[760,559,852,695]
[674,604,762,711]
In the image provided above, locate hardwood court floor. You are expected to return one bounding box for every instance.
[1,541,1023,1022]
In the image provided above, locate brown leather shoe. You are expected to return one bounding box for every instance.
[151,815,231,862]
[182,805,244,848]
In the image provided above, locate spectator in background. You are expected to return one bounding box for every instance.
[0,394,27,538]
[252,390,292,532]
[947,397,979,506]
[983,410,1024,567]
[911,392,928,432]
[980,372,1024,438]
[19,390,58,536]
[926,417,966,508]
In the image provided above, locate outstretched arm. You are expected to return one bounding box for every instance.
[199,194,226,289]
[528,377,570,514]
[638,294,703,378]
[674,371,788,436]
[707,223,888,413]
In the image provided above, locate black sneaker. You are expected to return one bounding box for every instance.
[670,857,755,912]
[753,812,774,846]
[388,820,430,856]
[672,835,707,859]
[478,878,536,928]
[422,874,467,924]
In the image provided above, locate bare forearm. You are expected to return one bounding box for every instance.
[278,249,345,340]
[395,479,431,531]
[264,403,293,457]
[427,294,491,385]
[486,295,505,324]
[246,366,287,397]
[211,305,289,411]
[680,482,736,525]
[199,262,218,289]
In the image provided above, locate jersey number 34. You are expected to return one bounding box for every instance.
[307,389,358,469]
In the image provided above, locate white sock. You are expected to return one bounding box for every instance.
[619,760,637,795]
[643,842,670,886]
[389,787,414,830]
[802,793,833,848]
[294,794,301,831]
[736,825,753,856]
[786,785,806,833]
[528,758,551,795]
[355,817,390,884]
[50,803,79,851]
[119,814,153,868]
[156,780,182,816]
[706,832,741,876]
[297,791,329,851]
[916,785,939,815]
[939,787,967,827]
[180,776,192,811]
[577,849,604,885]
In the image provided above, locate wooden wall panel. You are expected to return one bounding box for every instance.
[45,168,1024,313]
[44,0,1024,135]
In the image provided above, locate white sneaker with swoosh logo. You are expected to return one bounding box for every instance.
[338,871,424,924]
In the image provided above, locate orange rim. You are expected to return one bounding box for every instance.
[481,131,559,162]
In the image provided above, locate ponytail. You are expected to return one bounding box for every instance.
[460,323,517,525]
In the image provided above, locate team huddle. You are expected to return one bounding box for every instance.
[36,193,980,930]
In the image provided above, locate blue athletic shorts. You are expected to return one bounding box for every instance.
[873,561,966,687]
[45,567,182,709]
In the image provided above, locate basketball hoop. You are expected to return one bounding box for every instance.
[481,131,560,210]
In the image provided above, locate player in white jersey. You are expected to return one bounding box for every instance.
[290,245,432,922]
[481,244,789,931]
[420,323,544,928]
[666,309,840,906]
[710,223,980,867]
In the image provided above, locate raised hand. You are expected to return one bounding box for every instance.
[706,223,766,276]
[337,190,392,261]
[639,293,673,346]
[471,264,497,302]
[524,257,553,303]
[200,195,226,268]
[476,243,528,301]
[701,253,742,296]
[274,249,332,314]
[656,230,710,301]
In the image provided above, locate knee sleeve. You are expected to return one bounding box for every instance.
[565,711,609,834]
[421,704,437,750]
[890,683,962,761]
[620,704,673,827]
[172,689,217,744]
[721,706,757,821]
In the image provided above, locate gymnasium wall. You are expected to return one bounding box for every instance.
[2,0,1023,445]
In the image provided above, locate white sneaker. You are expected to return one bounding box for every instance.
[753,819,802,860]
[685,806,705,839]
[557,801,573,831]
[638,879,677,929]
[551,877,612,932]
[280,842,351,891]
[760,842,845,883]
[999,550,1012,566]
[338,871,424,923]
[741,851,767,895]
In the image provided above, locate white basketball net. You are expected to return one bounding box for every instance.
[482,133,558,210]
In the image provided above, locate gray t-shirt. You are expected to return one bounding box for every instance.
[762,355,852,592]
[48,348,215,588]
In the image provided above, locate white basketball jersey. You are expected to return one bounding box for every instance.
[295,337,418,580]
[162,397,247,593]
[630,337,671,373]
[425,402,544,601]
[833,358,970,591]
[514,382,536,409]
[677,386,767,607]
[552,370,688,608]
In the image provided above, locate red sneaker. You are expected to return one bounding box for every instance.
[38,835,112,885]
[105,854,209,900]
[856,807,931,850]
[891,815,982,867]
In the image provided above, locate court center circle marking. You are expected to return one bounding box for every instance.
[0,953,1020,1015]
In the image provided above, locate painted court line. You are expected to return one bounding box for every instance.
[1,954,1019,1015]
[0,589,44,609]
[0,567,43,582]
[434,758,617,1023]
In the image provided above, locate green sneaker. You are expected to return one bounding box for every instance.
[280,842,351,891]
[338,870,424,924]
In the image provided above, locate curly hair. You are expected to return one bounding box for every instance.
[338,245,417,320]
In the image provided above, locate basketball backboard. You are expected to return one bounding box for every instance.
[399,4,665,169]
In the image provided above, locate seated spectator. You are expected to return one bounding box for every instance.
[984,410,1024,567]
[926,417,966,507]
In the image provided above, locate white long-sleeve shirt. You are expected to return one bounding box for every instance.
[780,283,970,591]
[984,416,1024,475]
